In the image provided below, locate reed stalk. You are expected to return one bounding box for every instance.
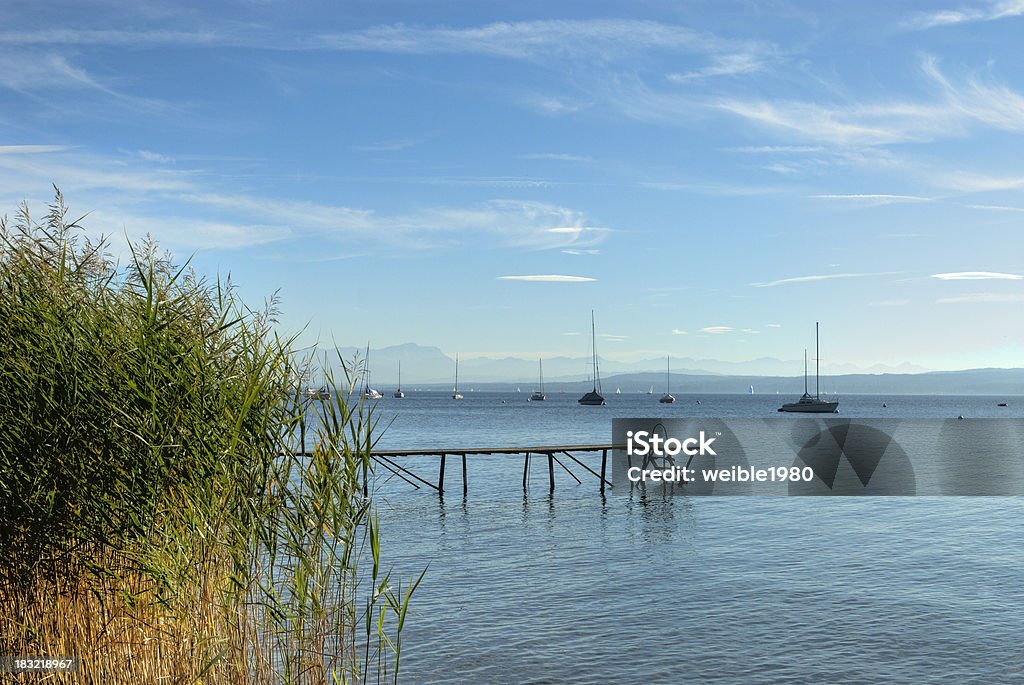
[0,188,416,683]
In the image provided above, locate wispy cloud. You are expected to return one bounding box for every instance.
[937,292,1024,303]
[810,193,932,204]
[518,152,594,162]
[671,329,688,335]
[724,146,826,154]
[715,57,1024,145]
[562,249,600,255]
[351,138,424,152]
[137,149,174,163]
[906,0,1024,29]
[497,274,596,282]
[932,271,1024,280]
[0,148,610,252]
[0,145,68,155]
[752,272,896,287]
[309,19,760,62]
[965,203,1024,212]
[701,326,734,334]
[666,52,767,81]
[766,323,782,328]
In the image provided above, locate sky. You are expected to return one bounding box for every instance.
[2,0,1024,373]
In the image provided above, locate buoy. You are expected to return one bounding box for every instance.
[958,415,964,420]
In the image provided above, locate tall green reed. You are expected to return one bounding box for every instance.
[0,188,417,683]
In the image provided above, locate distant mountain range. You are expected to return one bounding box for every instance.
[298,343,1023,395]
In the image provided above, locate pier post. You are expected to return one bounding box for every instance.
[439,453,446,495]
[600,449,608,494]
[462,454,468,496]
[523,452,530,491]
[548,453,555,493]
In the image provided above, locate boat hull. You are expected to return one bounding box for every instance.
[777,400,838,413]
[578,390,606,406]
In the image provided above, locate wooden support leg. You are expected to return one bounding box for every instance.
[439,453,446,495]
[523,452,530,492]
[462,454,468,496]
[548,453,555,493]
[600,449,608,494]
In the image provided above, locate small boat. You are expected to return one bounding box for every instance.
[530,359,546,401]
[998,402,1008,407]
[306,350,332,400]
[659,355,675,404]
[578,311,606,406]
[615,387,621,394]
[452,354,464,400]
[647,385,653,395]
[393,361,405,398]
[778,323,838,413]
[361,343,383,400]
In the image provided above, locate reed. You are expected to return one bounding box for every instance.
[0,189,417,683]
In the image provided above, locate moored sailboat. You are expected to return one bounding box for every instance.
[530,359,546,401]
[659,355,676,404]
[578,311,606,406]
[778,322,838,413]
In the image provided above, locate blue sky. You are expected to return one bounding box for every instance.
[2,1,1024,373]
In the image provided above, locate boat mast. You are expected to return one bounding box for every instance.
[455,354,459,392]
[666,355,670,393]
[803,349,808,395]
[815,322,820,399]
[398,360,401,391]
[591,310,598,393]
[539,358,544,393]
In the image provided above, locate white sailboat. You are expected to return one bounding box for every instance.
[659,355,676,404]
[778,322,838,413]
[530,359,546,401]
[393,361,405,398]
[578,311,606,406]
[452,354,464,400]
[361,343,383,400]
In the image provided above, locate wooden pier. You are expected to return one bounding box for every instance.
[369,444,621,496]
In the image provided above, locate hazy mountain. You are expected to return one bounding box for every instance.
[294,343,1019,394]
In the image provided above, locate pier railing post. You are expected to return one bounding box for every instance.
[462,454,468,496]
[600,449,608,494]
[523,452,530,492]
[439,453,446,495]
[548,453,555,493]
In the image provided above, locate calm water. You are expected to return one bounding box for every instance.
[363,393,1024,683]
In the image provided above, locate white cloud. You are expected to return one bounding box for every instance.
[965,203,1024,212]
[562,249,600,255]
[137,149,174,163]
[766,323,782,328]
[701,326,734,334]
[810,194,932,204]
[519,152,594,162]
[906,0,1024,29]
[931,271,1024,280]
[497,274,596,282]
[671,328,688,335]
[666,52,766,81]
[714,57,1024,146]
[0,145,68,155]
[937,292,1024,304]
[752,272,896,287]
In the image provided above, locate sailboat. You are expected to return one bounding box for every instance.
[659,355,676,404]
[578,311,606,405]
[361,343,383,400]
[647,386,653,395]
[452,354,464,400]
[778,322,839,413]
[305,350,332,400]
[393,361,405,398]
[530,359,546,401]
